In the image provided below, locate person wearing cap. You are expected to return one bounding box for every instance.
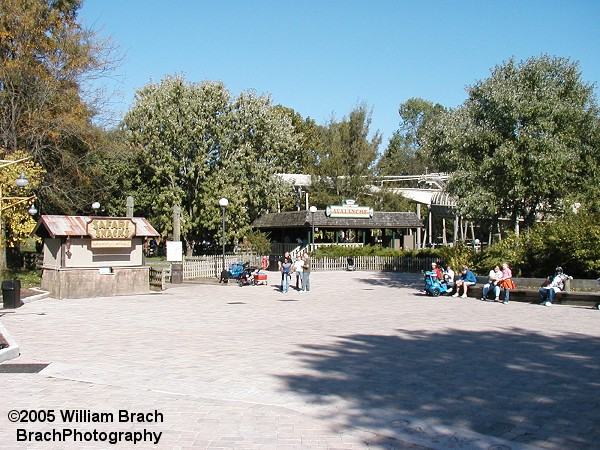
[538,267,572,306]
[431,262,443,280]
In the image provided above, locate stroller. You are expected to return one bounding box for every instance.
[220,261,254,286]
[346,257,355,271]
[236,264,256,286]
[424,270,450,297]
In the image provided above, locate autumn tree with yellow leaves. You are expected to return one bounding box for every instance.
[0,0,119,218]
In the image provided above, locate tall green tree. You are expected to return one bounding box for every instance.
[272,105,320,174]
[121,75,300,254]
[422,55,600,231]
[309,103,381,207]
[378,98,446,176]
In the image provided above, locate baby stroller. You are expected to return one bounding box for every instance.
[424,271,450,297]
[346,257,355,271]
[220,261,252,285]
[237,264,256,286]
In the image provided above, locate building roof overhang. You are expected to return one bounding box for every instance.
[33,215,160,239]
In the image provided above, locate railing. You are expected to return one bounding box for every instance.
[311,255,437,272]
[149,267,167,290]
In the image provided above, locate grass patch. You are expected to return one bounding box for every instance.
[0,269,41,288]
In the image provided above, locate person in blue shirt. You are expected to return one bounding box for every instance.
[280,257,292,293]
[452,265,477,298]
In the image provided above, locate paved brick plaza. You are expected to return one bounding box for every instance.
[0,271,599,449]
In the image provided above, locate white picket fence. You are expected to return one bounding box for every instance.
[311,255,437,272]
[179,254,437,280]
[183,254,262,280]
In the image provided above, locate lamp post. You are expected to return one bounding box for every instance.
[309,205,317,251]
[219,197,229,272]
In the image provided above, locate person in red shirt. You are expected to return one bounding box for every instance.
[431,262,443,280]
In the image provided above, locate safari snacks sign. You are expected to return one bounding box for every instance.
[87,219,136,247]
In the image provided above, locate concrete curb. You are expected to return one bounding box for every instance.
[0,289,50,363]
[0,321,20,363]
[21,288,51,304]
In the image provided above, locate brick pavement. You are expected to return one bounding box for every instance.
[0,271,599,449]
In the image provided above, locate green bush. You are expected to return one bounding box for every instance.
[520,212,600,278]
[436,242,476,272]
[243,231,272,256]
[472,233,525,276]
[473,212,600,278]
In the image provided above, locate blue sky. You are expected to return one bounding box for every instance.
[80,0,600,146]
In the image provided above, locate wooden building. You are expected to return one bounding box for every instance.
[33,215,159,299]
[252,208,423,250]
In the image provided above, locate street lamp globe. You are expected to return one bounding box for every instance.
[219,197,229,208]
[91,201,100,213]
[15,173,29,188]
[28,204,38,216]
[309,205,317,214]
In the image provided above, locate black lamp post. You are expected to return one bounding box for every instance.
[219,197,229,271]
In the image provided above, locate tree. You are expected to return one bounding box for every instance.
[422,55,600,232]
[0,149,44,271]
[121,75,300,254]
[272,105,320,174]
[378,98,446,176]
[0,0,119,214]
[309,103,381,207]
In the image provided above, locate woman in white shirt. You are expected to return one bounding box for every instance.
[293,255,304,290]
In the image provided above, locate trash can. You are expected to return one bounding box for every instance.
[2,279,22,309]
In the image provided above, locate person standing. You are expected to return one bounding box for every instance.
[293,254,304,290]
[300,251,311,292]
[280,257,292,293]
[278,251,290,290]
[498,262,514,304]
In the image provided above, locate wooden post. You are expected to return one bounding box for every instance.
[173,205,181,242]
[126,196,134,217]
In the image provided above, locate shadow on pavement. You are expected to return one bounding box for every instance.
[279,328,600,448]
[355,271,424,289]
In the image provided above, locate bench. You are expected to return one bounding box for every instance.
[467,276,600,308]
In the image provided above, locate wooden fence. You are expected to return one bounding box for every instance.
[183,254,262,280]
[178,254,437,280]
